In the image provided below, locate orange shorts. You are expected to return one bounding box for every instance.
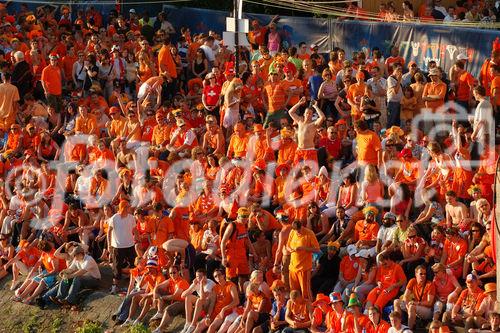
[294,149,318,165]
[226,256,250,279]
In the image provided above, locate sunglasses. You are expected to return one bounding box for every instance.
[471,229,480,233]
[239,214,249,219]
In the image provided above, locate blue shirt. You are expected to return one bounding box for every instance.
[308,74,323,101]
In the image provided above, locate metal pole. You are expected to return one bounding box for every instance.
[234,0,239,78]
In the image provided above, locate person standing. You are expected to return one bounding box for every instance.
[286,220,320,300]
[158,36,178,101]
[386,63,403,127]
[107,200,137,294]
[0,72,20,132]
[41,53,63,114]
[11,51,33,101]
[471,86,493,153]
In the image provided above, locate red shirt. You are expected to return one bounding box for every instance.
[318,137,341,159]
[203,84,221,106]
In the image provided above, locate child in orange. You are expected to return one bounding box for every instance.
[400,86,417,123]
[285,290,312,331]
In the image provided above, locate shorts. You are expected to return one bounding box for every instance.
[255,313,271,326]
[111,246,136,280]
[225,256,250,279]
[166,301,185,317]
[294,148,318,165]
[33,270,57,288]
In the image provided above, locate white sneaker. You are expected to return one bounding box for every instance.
[185,325,195,333]
[150,312,163,321]
[110,285,118,295]
[121,318,133,327]
[152,328,161,333]
[179,323,190,333]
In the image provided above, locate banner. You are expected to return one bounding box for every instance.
[331,20,499,77]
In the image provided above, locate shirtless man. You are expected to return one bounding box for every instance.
[445,190,469,230]
[288,97,325,171]
[115,139,136,170]
[272,210,292,289]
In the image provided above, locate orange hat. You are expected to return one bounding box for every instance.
[283,62,296,75]
[276,163,290,175]
[188,78,203,91]
[109,106,120,114]
[270,279,285,290]
[253,124,264,133]
[312,293,331,306]
[224,62,235,75]
[335,119,346,127]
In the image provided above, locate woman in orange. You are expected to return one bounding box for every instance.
[347,71,368,121]
[13,240,65,304]
[451,121,473,202]
[36,130,60,162]
[137,52,156,87]
[423,141,454,204]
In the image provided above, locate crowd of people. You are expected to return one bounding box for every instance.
[0,2,498,333]
[342,0,500,23]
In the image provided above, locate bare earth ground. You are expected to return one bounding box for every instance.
[0,266,185,333]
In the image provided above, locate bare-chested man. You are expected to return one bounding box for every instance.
[445,190,469,229]
[288,97,325,170]
[272,210,292,289]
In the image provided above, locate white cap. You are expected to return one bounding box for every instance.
[129,9,136,13]
[111,45,120,52]
[347,244,357,256]
[355,249,371,259]
[457,53,468,61]
[310,43,318,49]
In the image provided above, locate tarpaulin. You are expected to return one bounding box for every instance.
[331,20,500,77]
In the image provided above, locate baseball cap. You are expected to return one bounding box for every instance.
[346,244,357,256]
[457,53,468,61]
[383,212,396,220]
[329,292,343,303]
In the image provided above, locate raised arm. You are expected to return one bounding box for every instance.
[288,96,307,124]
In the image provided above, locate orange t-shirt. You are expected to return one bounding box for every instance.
[287,228,320,271]
[212,281,237,319]
[75,115,98,135]
[228,133,249,158]
[340,255,360,282]
[158,45,177,79]
[367,319,391,333]
[356,130,381,166]
[264,82,287,113]
[405,278,436,303]
[288,299,310,323]
[61,55,77,81]
[166,277,190,301]
[171,206,190,241]
[281,78,303,106]
[376,262,406,289]
[422,81,447,111]
[456,71,474,102]
[347,83,366,117]
[354,220,380,241]
[344,313,370,333]
[41,65,62,95]
[443,237,468,266]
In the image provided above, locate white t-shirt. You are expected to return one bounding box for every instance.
[387,75,403,102]
[109,213,136,248]
[201,229,219,255]
[377,224,397,245]
[189,278,216,296]
[473,99,493,143]
[200,44,215,62]
[69,254,101,279]
[388,325,412,333]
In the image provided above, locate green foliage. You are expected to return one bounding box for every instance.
[22,314,38,333]
[129,323,151,333]
[51,317,64,333]
[75,320,103,333]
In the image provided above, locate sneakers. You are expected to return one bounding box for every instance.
[185,326,195,333]
[121,318,133,327]
[152,328,161,333]
[179,323,190,333]
[110,285,118,295]
[150,312,163,321]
